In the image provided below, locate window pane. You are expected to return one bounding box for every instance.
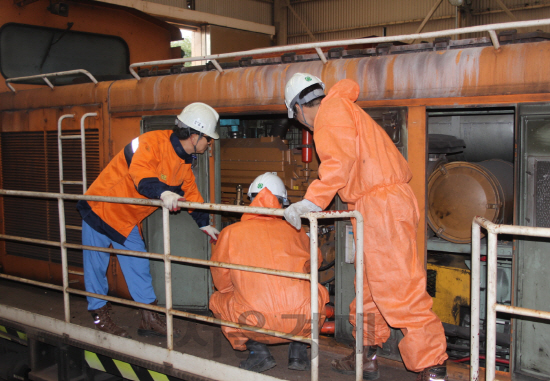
[0,23,129,85]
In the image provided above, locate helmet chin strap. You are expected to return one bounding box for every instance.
[299,103,314,130]
[192,132,205,154]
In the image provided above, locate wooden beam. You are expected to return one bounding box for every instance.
[286,0,316,41]
[96,0,275,35]
[410,0,444,43]
[494,0,518,21]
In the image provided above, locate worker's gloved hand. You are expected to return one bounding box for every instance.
[160,191,186,212]
[284,199,322,230]
[200,225,220,243]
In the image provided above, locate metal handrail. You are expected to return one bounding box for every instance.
[0,189,365,381]
[471,217,550,381]
[129,18,550,79]
[5,69,98,92]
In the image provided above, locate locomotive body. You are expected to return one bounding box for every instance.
[2,0,550,378]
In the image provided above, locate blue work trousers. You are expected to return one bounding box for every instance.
[82,221,156,311]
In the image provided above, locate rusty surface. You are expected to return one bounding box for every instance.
[427,161,513,243]
[102,41,550,114]
[407,106,427,264]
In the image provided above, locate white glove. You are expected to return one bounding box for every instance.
[200,225,220,243]
[284,199,322,230]
[160,191,185,212]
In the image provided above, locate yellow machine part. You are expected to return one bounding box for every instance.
[427,263,470,326]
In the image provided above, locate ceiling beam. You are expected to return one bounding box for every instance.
[410,0,444,43]
[494,0,518,21]
[286,0,316,41]
[96,0,275,35]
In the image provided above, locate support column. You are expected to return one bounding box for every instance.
[274,0,288,46]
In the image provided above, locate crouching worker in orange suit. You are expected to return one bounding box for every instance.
[209,172,329,373]
[283,74,448,381]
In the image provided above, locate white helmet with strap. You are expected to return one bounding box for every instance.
[284,73,325,118]
[176,102,220,139]
[248,172,288,203]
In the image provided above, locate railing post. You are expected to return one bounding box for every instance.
[354,211,364,381]
[57,114,74,324]
[308,216,319,381]
[163,207,174,350]
[80,113,97,193]
[471,219,481,381]
[58,197,70,323]
[486,230,498,381]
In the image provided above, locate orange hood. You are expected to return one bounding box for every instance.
[241,188,282,222]
[323,79,360,104]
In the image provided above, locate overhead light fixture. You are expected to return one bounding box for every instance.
[47,1,69,17]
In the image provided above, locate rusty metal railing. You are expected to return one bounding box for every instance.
[0,189,364,381]
[5,69,98,92]
[471,217,550,381]
[129,18,550,78]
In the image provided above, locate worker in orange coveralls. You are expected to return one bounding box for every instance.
[283,73,448,381]
[209,172,329,373]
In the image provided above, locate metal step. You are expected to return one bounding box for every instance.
[60,135,82,140]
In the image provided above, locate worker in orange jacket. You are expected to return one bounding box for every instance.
[283,74,448,381]
[77,102,220,339]
[209,172,329,373]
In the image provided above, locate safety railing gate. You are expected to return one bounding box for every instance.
[0,189,365,381]
[471,217,550,381]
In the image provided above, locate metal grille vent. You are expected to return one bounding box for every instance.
[427,269,437,297]
[1,130,100,267]
[535,161,550,228]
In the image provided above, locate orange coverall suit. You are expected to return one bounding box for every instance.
[304,79,447,371]
[209,188,329,350]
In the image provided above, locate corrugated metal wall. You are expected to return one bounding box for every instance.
[469,0,550,38]
[286,0,550,44]
[142,0,550,44]
[287,0,455,44]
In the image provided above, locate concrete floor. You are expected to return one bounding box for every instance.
[0,279,427,381]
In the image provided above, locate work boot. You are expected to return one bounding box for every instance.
[288,341,310,371]
[90,303,131,338]
[239,340,277,373]
[138,300,180,338]
[416,363,447,381]
[331,345,379,380]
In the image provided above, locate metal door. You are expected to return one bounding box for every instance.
[515,104,550,379]
[141,116,212,312]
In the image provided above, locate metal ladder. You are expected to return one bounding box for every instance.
[57,113,97,278]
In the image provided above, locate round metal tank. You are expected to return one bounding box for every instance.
[427,160,513,244]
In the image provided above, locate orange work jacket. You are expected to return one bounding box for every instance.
[78,130,205,244]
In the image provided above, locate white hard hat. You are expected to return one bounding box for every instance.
[284,73,325,118]
[248,172,288,200]
[176,102,220,139]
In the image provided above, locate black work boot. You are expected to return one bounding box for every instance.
[288,341,310,371]
[90,303,131,338]
[416,363,447,381]
[239,340,277,373]
[138,300,180,338]
[331,345,379,380]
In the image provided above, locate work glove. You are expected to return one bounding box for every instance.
[284,199,322,230]
[160,191,186,212]
[200,225,220,243]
